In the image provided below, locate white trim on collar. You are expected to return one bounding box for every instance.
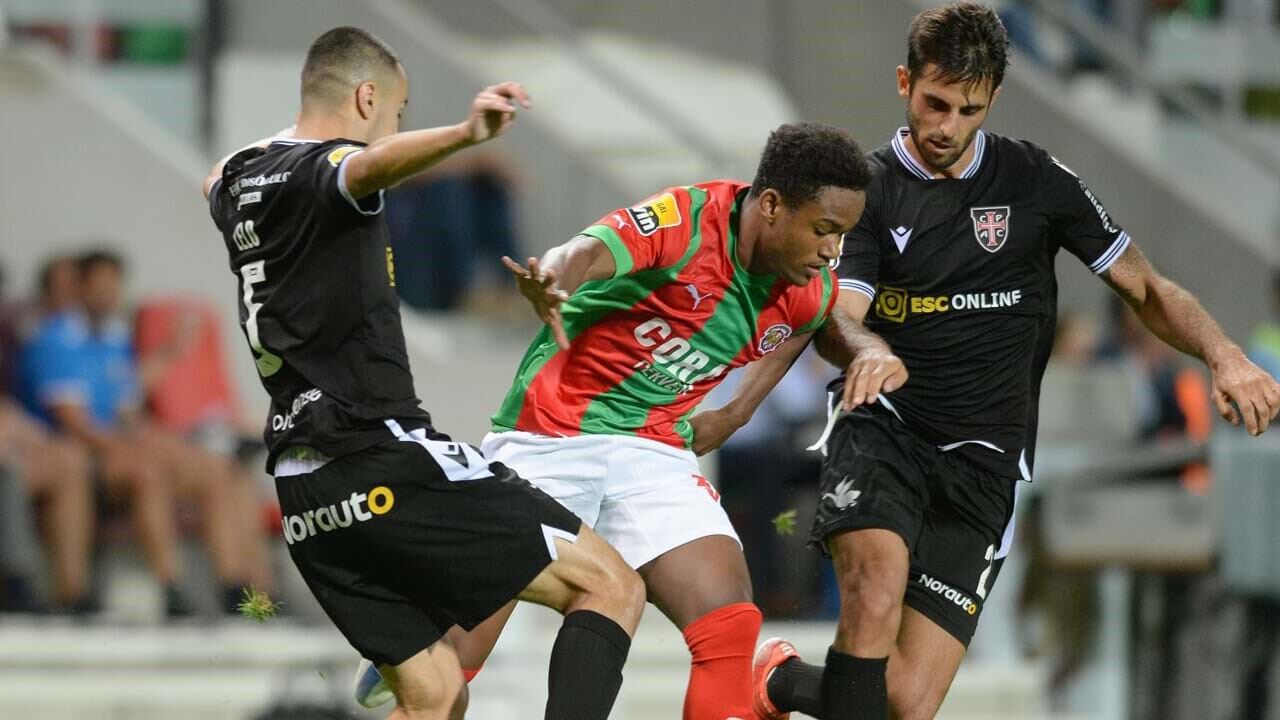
[891,127,986,180]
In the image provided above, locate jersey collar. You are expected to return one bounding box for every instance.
[891,127,986,181]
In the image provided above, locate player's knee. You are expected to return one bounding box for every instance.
[396,668,463,718]
[836,568,900,627]
[595,556,645,623]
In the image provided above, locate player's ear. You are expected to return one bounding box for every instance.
[896,66,911,99]
[356,81,376,120]
[759,188,782,224]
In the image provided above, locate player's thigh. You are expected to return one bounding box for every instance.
[479,431,608,527]
[379,639,464,717]
[887,606,967,720]
[334,438,591,631]
[904,458,1015,648]
[638,534,751,630]
[807,408,931,562]
[443,601,517,671]
[516,523,637,615]
[594,436,740,571]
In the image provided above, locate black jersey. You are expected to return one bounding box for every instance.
[209,138,436,471]
[836,128,1131,480]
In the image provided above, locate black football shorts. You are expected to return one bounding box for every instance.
[809,405,1017,646]
[275,436,582,666]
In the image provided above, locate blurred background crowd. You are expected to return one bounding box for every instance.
[3,0,1280,718]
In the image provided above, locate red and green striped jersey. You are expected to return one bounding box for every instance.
[492,180,839,448]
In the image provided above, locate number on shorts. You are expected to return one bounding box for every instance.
[976,543,995,600]
[239,259,283,377]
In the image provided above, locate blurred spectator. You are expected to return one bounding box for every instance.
[385,151,525,313]
[0,262,95,614]
[0,400,94,613]
[1246,269,1280,381]
[18,250,268,617]
[707,348,829,618]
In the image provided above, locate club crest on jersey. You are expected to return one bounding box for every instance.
[970,206,1011,253]
[758,324,792,354]
[626,192,681,236]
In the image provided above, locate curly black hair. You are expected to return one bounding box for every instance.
[907,2,1010,91]
[749,122,872,208]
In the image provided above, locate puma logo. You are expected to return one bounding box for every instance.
[686,283,712,310]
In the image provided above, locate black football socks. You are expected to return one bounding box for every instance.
[545,609,632,719]
[767,647,889,719]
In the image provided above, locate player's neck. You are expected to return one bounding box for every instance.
[735,198,766,274]
[905,133,977,180]
[294,112,370,144]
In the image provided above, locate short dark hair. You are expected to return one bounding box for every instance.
[749,123,872,208]
[907,2,1010,92]
[301,27,400,105]
[77,249,125,277]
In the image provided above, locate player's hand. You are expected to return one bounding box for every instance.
[689,407,745,456]
[841,347,908,410]
[503,255,570,350]
[465,82,532,144]
[1209,348,1280,436]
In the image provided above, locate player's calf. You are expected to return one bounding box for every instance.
[519,525,645,720]
[830,529,909,657]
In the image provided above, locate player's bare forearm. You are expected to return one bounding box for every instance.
[815,292,908,409]
[1104,244,1280,434]
[346,82,531,199]
[342,123,473,198]
[689,332,812,456]
[814,293,891,368]
[536,236,616,297]
[727,332,812,425]
[1103,245,1236,364]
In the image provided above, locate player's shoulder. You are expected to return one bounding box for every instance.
[983,132,1054,173]
[625,181,738,237]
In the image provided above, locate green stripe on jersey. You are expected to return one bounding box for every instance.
[795,269,834,335]
[492,187,709,430]
[580,225,633,277]
[577,196,777,436]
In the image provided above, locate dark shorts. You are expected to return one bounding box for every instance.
[808,406,1017,646]
[275,437,582,666]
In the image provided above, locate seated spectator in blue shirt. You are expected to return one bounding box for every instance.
[19,250,268,618]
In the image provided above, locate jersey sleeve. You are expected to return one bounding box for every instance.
[577,187,696,277]
[1042,154,1131,274]
[305,144,385,217]
[835,178,882,302]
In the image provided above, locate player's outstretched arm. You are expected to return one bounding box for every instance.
[502,235,617,350]
[815,292,908,410]
[343,82,531,199]
[1103,243,1280,435]
[689,331,814,456]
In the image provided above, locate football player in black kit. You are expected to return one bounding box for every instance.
[202,27,644,720]
[710,4,1280,719]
